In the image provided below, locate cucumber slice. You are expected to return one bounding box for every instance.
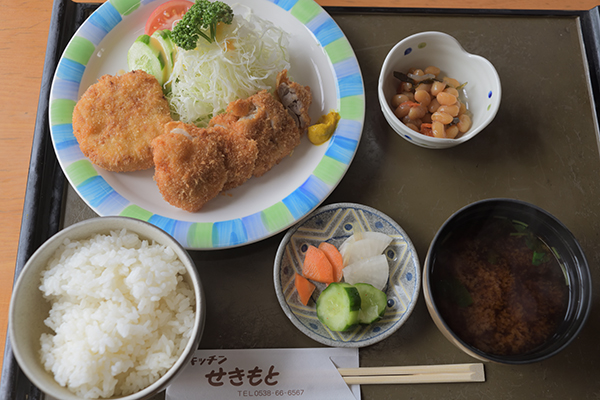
[316,282,361,332]
[127,34,166,85]
[151,30,177,82]
[354,283,387,325]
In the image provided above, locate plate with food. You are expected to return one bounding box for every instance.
[49,0,364,249]
[274,203,421,347]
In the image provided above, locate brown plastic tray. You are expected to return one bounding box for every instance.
[3,2,600,399]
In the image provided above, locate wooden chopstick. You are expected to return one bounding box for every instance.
[338,363,485,385]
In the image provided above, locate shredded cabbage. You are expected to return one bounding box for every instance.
[166,6,290,127]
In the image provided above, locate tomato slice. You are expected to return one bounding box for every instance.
[144,0,194,36]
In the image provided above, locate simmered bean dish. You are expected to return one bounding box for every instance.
[391,66,472,139]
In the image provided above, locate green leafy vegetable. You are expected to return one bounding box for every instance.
[510,220,552,266]
[171,0,234,50]
[532,251,550,266]
[487,249,499,264]
[435,278,473,308]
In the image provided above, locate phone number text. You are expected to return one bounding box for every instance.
[238,389,305,397]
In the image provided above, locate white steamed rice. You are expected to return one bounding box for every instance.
[39,228,195,398]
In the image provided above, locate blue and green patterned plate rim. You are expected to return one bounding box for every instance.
[48,0,365,250]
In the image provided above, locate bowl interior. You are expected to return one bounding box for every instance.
[379,31,501,146]
[424,199,592,364]
[9,217,204,400]
[274,203,421,347]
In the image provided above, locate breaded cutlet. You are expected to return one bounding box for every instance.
[163,121,258,191]
[151,128,227,212]
[276,69,312,132]
[151,71,312,212]
[210,89,302,177]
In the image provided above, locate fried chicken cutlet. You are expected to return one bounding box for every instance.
[72,70,172,172]
[210,72,312,178]
[163,121,258,191]
[276,69,312,131]
[152,124,228,212]
[152,70,312,212]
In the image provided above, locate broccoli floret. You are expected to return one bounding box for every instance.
[172,0,234,50]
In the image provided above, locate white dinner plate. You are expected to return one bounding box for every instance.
[49,0,365,249]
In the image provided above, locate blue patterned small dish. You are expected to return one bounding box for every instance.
[274,203,420,347]
[378,31,501,149]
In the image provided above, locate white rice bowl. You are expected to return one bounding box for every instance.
[38,228,195,399]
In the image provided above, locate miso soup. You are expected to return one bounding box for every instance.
[431,215,569,356]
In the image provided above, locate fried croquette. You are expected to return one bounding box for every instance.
[210,89,305,177]
[72,70,172,172]
[152,127,227,212]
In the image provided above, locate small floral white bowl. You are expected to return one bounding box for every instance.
[378,31,501,149]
